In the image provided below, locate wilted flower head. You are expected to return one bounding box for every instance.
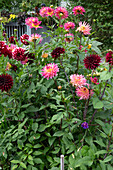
[20,34,29,45]
[90,77,99,85]
[72,6,85,16]
[25,17,42,30]
[55,7,68,19]
[65,33,74,43]
[83,54,101,70]
[105,51,113,65]
[8,36,18,44]
[70,74,88,88]
[40,7,54,17]
[5,62,11,71]
[51,47,65,59]
[12,47,26,61]
[81,122,89,129]
[0,74,13,92]
[76,87,93,100]
[41,63,59,80]
[64,22,75,31]
[29,34,43,44]
[77,21,91,35]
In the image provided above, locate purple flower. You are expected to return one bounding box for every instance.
[81,122,89,129]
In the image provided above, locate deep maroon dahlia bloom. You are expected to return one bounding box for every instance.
[20,34,29,45]
[51,47,65,59]
[0,74,13,92]
[8,36,18,44]
[81,122,89,129]
[83,54,101,69]
[12,47,26,61]
[105,51,113,65]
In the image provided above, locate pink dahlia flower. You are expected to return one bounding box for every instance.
[65,33,74,43]
[41,63,59,80]
[77,21,91,35]
[76,87,93,100]
[70,74,88,88]
[40,7,54,17]
[25,17,34,26]
[72,6,85,16]
[55,7,68,19]
[90,77,99,85]
[29,34,43,44]
[25,17,42,30]
[20,34,29,45]
[64,22,75,31]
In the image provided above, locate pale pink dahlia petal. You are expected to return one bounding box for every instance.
[77,21,91,35]
[41,63,59,80]
[70,74,87,87]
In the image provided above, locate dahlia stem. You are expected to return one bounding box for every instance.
[104,124,113,159]
[89,79,108,123]
[59,58,79,118]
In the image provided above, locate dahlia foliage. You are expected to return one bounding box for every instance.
[0,3,113,170]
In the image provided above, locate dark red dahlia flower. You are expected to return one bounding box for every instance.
[83,54,101,69]
[8,36,18,44]
[12,47,26,61]
[51,47,65,59]
[0,74,13,92]
[20,34,29,45]
[106,51,113,65]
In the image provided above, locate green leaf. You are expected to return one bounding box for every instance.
[53,131,64,137]
[17,140,24,150]
[11,160,20,164]
[33,158,44,164]
[103,155,113,163]
[95,150,107,155]
[92,97,104,109]
[33,151,42,155]
[32,123,38,133]
[38,124,46,132]
[12,165,18,170]
[18,118,28,129]
[100,71,112,80]
[48,137,56,146]
[34,144,42,148]
[20,162,27,169]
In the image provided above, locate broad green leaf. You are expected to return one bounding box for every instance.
[103,155,113,163]
[20,162,27,169]
[11,160,20,164]
[32,123,38,133]
[33,158,44,164]
[12,165,18,170]
[95,150,107,155]
[92,97,104,109]
[53,131,64,137]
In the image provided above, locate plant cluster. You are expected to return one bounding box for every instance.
[0,4,113,170]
